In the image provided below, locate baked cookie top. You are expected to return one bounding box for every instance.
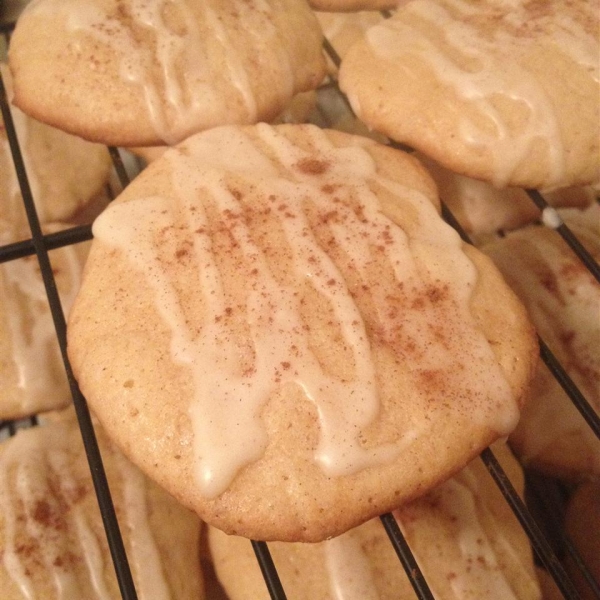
[8,0,327,146]
[0,414,204,600]
[68,123,537,542]
[339,0,600,190]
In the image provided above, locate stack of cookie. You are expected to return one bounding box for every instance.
[1,0,598,598]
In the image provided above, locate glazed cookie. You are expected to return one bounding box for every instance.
[416,153,596,235]
[209,443,542,599]
[68,123,537,542]
[0,64,111,236]
[339,0,600,190]
[8,0,327,147]
[483,207,600,480]
[0,224,90,420]
[0,414,204,599]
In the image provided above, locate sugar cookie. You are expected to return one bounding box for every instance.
[339,0,600,189]
[0,414,204,599]
[8,0,327,146]
[68,123,537,542]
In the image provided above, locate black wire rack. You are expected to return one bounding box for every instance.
[1,11,599,600]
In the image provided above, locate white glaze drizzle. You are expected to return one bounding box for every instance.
[363,0,598,187]
[24,0,287,143]
[201,2,257,121]
[0,428,87,599]
[0,425,174,599]
[65,0,208,144]
[324,532,380,600]
[430,469,531,598]
[93,124,516,498]
[47,449,112,600]
[541,206,563,229]
[114,453,171,600]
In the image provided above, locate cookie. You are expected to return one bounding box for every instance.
[416,153,596,235]
[209,443,542,599]
[0,224,90,420]
[483,206,600,480]
[339,0,600,189]
[0,413,204,599]
[0,64,111,236]
[8,0,327,147]
[68,123,537,542]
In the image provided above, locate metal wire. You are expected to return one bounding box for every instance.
[0,224,93,263]
[539,338,600,438]
[0,68,139,600]
[251,541,288,600]
[380,513,435,600]
[526,189,600,283]
[480,448,582,599]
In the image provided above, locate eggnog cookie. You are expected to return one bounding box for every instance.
[8,0,327,147]
[0,414,204,600]
[68,123,537,542]
[209,443,542,599]
[483,207,600,480]
[0,224,90,420]
[0,64,111,236]
[339,0,600,190]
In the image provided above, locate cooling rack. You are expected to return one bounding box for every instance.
[1,11,599,600]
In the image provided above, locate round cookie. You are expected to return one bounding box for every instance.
[0,64,111,236]
[208,443,542,599]
[68,123,537,542]
[339,0,600,190]
[0,224,90,420]
[8,0,327,147]
[0,413,204,600]
[483,206,600,480]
